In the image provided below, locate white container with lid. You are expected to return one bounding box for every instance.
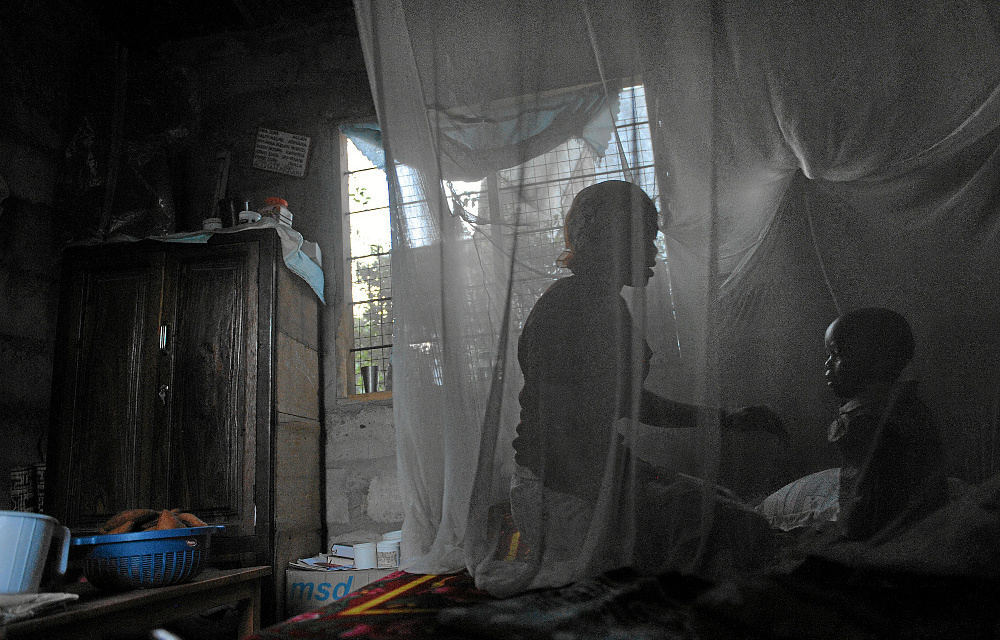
[376,540,400,568]
[238,210,261,224]
[353,542,377,569]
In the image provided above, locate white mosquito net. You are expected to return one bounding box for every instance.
[353,0,1000,595]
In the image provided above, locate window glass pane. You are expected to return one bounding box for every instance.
[346,142,391,212]
[346,136,393,394]
[369,85,660,390]
[349,207,391,259]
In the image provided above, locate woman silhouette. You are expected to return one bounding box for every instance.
[508,180,782,581]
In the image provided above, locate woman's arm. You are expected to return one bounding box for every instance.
[637,389,788,441]
[637,389,701,428]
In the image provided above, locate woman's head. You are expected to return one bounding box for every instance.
[557,181,660,287]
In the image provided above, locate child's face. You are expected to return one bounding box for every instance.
[824,319,877,399]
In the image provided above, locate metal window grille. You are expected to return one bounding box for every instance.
[439,85,661,380]
[346,145,393,394]
[346,86,659,394]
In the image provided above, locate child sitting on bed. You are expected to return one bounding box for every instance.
[822,307,948,541]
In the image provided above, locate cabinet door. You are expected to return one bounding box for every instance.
[163,242,259,537]
[49,250,168,530]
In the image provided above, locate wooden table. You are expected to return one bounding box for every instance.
[1,566,271,640]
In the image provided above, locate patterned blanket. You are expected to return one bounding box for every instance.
[248,560,1000,640]
[248,479,1000,640]
[246,570,497,640]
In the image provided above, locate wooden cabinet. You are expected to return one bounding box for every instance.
[47,229,322,624]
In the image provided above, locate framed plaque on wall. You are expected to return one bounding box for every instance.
[252,128,311,177]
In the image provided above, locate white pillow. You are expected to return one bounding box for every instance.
[756,468,840,531]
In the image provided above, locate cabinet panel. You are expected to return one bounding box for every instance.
[53,252,167,529]
[275,333,319,420]
[277,265,319,350]
[48,229,321,625]
[166,244,258,536]
[274,418,321,525]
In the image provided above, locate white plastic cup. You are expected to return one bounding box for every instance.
[353,542,376,569]
[376,540,399,568]
[0,511,70,593]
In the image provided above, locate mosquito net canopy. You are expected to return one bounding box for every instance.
[353,0,1000,595]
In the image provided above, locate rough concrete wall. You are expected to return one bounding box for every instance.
[0,197,60,510]
[0,3,100,509]
[324,399,403,541]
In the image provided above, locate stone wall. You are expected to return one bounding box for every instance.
[324,398,403,540]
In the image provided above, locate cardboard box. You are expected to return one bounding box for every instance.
[285,568,395,617]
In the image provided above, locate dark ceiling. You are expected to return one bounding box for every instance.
[87,0,355,53]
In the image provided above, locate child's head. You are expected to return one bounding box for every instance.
[824,307,915,399]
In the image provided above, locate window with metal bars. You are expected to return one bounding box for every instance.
[436,84,663,383]
[340,85,659,395]
[444,83,661,331]
[344,134,392,395]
